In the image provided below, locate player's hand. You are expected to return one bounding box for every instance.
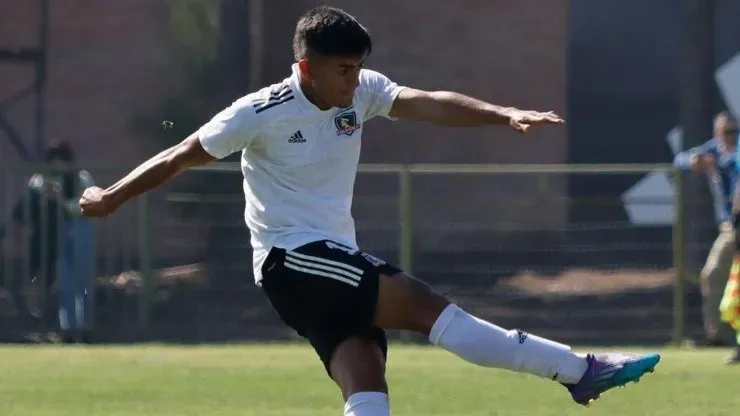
[79,186,118,217]
[689,154,715,172]
[508,110,564,133]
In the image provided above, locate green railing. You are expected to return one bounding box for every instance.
[186,162,687,344]
[1,163,691,344]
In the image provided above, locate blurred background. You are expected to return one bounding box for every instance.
[0,0,738,348]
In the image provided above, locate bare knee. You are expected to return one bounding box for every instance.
[374,272,450,335]
[330,336,388,401]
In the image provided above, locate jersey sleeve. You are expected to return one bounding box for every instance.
[358,69,407,121]
[197,96,260,159]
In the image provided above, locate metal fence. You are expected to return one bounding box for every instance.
[0,163,717,345]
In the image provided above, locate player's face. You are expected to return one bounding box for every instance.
[302,55,364,108]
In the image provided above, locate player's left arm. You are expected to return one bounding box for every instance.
[388,88,564,133]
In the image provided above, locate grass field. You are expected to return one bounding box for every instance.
[0,343,736,415]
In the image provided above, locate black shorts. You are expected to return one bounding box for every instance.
[259,239,402,377]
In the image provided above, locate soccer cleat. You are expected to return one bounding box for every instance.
[563,352,661,406]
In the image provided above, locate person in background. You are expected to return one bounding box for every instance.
[47,141,96,343]
[674,111,738,347]
[3,140,95,343]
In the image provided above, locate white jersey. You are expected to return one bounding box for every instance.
[197,64,406,283]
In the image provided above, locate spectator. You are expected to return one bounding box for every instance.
[674,111,738,346]
[47,141,96,343]
[3,140,95,342]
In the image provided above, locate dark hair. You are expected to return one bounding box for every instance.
[292,6,372,60]
[44,140,78,198]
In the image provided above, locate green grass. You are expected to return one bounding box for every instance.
[0,343,736,415]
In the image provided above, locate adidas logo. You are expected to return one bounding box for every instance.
[288,130,306,143]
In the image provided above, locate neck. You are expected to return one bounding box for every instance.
[298,77,333,111]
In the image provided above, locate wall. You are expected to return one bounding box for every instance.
[1,1,571,270]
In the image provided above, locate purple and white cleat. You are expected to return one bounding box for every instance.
[564,352,661,406]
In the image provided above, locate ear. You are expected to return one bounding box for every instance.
[298,59,312,80]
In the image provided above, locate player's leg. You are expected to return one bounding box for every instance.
[259,241,392,415]
[373,271,660,406]
[373,271,588,380]
[329,333,391,415]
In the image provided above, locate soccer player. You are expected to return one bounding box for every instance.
[79,6,660,415]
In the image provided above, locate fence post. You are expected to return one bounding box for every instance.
[537,172,549,192]
[137,194,153,338]
[672,168,686,345]
[38,188,49,332]
[398,166,413,275]
[397,166,416,342]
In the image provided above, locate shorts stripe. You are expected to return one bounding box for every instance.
[284,255,363,282]
[287,251,364,275]
[284,262,360,287]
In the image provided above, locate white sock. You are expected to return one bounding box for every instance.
[344,392,390,416]
[429,303,588,384]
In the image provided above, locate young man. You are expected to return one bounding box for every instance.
[80,6,660,415]
[674,111,738,346]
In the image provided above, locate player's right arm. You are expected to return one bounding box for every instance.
[80,95,260,218]
[673,139,716,173]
